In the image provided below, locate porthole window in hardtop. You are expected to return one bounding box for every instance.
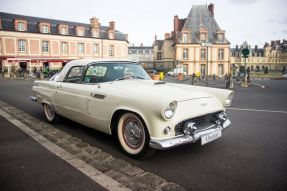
[65,66,84,83]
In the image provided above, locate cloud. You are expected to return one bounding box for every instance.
[228,0,258,5]
[279,17,287,24]
[268,17,287,24]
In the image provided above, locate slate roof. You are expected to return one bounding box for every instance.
[0,12,127,41]
[182,5,229,44]
[231,47,265,57]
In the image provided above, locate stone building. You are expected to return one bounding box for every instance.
[0,12,128,74]
[231,40,287,73]
[153,3,230,76]
[153,34,174,72]
[128,43,154,69]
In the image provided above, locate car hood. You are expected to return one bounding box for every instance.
[108,80,211,102]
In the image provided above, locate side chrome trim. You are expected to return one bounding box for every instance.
[149,119,231,150]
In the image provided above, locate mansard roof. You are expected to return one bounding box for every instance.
[182,5,229,44]
[0,12,127,41]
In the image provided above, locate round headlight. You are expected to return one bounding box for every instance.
[163,102,177,119]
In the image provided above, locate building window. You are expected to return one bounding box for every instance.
[201,49,206,59]
[42,41,49,53]
[109,32,114,39]
[200,33,206,43]
[218,49,224,60]
[42,25,49,33]
[18,39,26,52]
[17,22,26,31]
[145,49,149,53]
[109,45,114,56]
[183,48,188,60]
[61,42,68,53]
[200,64,206,75]
[157,52,162,60]
[93,43,99,53]
[218,64,224,76]
[78,43,85,54]
[182,33,188,43]
[92,30,99,38]
[139,49,143,53]
[77,28,85,36]
[61,26,69,35]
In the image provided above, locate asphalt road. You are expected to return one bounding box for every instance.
[0,77,287,191]
[0,115,107,191]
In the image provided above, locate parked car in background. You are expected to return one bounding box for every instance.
[166,68,187,76]
[31,59,233,158]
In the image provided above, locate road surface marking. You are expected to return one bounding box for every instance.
[228,107,287,114]
[0,108,131,191]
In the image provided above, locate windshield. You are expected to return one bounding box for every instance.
[83,62,151,83]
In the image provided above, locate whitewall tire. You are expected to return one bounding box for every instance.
[117,112,154,158]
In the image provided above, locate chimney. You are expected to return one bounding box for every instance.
[255,45,258,51]
[208,3,214,16]
[125,34,128,41]
[236,45,238,50]
[174,15,179,32]
[155,35,157,41]
[90,17,100,29]
[140,43,143,47]
[165,33,171,39]
[109,21,115,30]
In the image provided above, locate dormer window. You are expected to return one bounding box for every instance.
[58,25,69,35]
[198,27,208,43]
[216,30,225,43]
[76,26,85,36]
[91,29,99,38]
[39,22,50,33]
[109,32,114,39]
[182,33,189,43]
[15,20,27,31]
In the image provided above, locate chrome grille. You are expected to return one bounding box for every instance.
[175,111,222,136]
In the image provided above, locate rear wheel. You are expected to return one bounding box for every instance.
[43,103,59,123]
[117,113,155,158]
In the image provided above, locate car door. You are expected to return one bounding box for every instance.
[53,65,86,123]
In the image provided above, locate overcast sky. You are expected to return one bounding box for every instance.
[0,0,286,48]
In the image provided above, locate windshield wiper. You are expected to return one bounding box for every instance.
[115,75,145,81]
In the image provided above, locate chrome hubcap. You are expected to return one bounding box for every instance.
[46,105,55,119]
[123,118,144,149]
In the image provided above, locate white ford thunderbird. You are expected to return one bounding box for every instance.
[31,59,233,158]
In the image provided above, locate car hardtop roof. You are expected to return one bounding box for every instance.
[57,59,139,82]
[66,58,138,67]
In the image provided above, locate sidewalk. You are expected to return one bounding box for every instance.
[0,114,107,191]
[0,100,185,191]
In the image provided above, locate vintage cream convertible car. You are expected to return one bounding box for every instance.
[31,59,233,158]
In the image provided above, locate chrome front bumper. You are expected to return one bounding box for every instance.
[149,119,231,150]
[30,95,38,102]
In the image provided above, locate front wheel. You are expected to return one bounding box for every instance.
[117,113,155,158]
[43,103,59,123]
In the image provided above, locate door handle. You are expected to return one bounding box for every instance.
[91,93,106,99]
[57,85,62,89]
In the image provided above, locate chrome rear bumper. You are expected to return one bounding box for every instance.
[149,119,231,150]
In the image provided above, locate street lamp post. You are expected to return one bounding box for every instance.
[201,42,212,87]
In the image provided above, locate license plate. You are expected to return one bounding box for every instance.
[201,130,222,145]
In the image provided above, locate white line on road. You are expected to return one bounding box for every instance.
[227,107,287,114]
[0,109,131,191]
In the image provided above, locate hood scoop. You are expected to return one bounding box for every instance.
[154,81,166,85]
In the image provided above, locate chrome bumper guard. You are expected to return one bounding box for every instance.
[149,119,231,150]
[30,95,38,102]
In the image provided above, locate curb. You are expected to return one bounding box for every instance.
[0,100,186,191]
